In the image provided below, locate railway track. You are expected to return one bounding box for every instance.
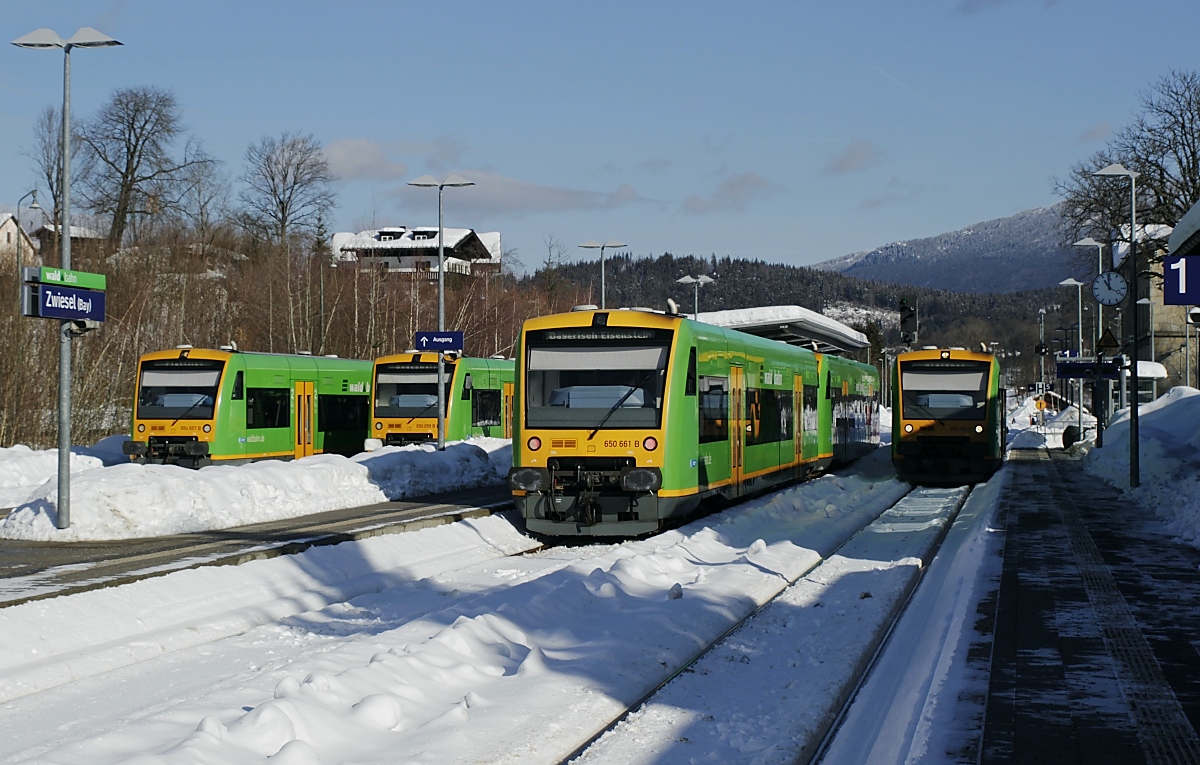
[0,485,514,607]
[566,484,975,765]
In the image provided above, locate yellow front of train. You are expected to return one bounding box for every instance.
[123,347,232,468]
[891,347,1003,484]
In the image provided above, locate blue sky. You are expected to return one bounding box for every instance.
[2,0,1198,273]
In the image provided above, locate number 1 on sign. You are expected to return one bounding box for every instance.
[1172,257,1187,294]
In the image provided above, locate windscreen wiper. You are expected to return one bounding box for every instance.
[171,395,211,427]
[588,369,658,441]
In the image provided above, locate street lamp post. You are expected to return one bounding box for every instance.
[13,27,121,529]
[579,239,625,309]
[407,174,475,451]
[14,190,40,312]
[675,274,714,319]
[1137,297,1156,399]
[1094,162,1141,488]
[1060,278,1085,433]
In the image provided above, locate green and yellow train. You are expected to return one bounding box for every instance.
[891,347,1005,484]
[123,347,374,468]
[507,308,880,536]
[368,352,515,447]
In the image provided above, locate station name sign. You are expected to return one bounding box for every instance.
[23,283,107,321]
[21,266,108,324]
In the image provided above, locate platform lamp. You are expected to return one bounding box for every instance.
[15,189,40,312]
[1093,162,1140,487]
[676,274,714,320]
[13,27,122,529]
[579,239,625,309]
[407,174,474,450]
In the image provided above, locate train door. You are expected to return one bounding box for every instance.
[503,381,514,439]
[294,381,315,460]
[794,373,803,464]
[730,365,745,496]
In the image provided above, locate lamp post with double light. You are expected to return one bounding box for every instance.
[675,274,714,319]
[1094,162,1140,488]
[13,27,121,529]
[406,174,474,450]
[579,239,625,309]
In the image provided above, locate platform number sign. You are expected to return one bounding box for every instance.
[1165,255,1200,305]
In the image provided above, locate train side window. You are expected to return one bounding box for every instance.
[473,389,502,427]
[246,387,290,429]
[698,376,728,443]
[462,373,473,400]
[317,394,368,433]
[231,371,244,400]
[746,389,793,445]
[685,348,697,396]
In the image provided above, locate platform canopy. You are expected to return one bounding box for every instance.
[1169,198,1200,257]
[696,305,869,354]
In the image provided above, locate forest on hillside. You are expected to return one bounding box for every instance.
[540,252,1067,385]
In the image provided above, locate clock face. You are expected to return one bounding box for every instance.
[1092,271,1128,306]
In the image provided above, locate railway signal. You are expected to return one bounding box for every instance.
[899,297,917,343]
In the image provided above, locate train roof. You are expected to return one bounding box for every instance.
[894,347,997,363]
[696,305,869,354]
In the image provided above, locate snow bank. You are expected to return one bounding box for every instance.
[0,438,511,542]
[0,435,128,508]
[1083,386,1200,546]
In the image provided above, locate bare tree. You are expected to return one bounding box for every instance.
[1056,70,1200,262]
[238,132,336,245]
[237,132,336,352]
[75,86,213,250]
[24,105,74,254]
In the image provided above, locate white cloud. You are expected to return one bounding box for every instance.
[681,171,783,215]
[326,138,409,182]
[823,140,887,176]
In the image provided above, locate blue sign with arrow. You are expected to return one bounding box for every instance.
[415,331,464,352]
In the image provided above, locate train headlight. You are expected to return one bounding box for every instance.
[202,424,211,433]
[904,423,914,433]
[643,436,658,451]
[527,436,542,451]
[137,423,145,433]
[975,424,984,433]
[375,421,383,430]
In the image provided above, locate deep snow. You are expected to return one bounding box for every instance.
[0,390,1198,763]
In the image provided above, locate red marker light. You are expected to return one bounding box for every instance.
[644,436,658,451]
[527,436,542,451]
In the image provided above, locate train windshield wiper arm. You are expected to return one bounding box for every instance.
[171,396,210,426]
[588,369,658,441]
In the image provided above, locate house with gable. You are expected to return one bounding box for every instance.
[0,213,40,271]
[332,226,501,278]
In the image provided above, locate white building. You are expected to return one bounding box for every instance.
[332,227,501,278]
[0,214,40,271]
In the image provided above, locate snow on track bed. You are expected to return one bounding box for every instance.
[571,485,971,765]
[0,456,909,765]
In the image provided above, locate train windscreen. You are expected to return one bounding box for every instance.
[374,362,455,418]
[900,359,991,421]
[524,327,673,429]
[136,358,224,420]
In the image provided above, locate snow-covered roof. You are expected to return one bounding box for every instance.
[35,223,105,240]
[1138,360,1168,379]
[336,227,501,262]
[697,305,870,353]
[1112,223,1172,267]
[1169,198,1200,257]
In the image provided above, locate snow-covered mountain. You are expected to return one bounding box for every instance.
[813,205,1081,293]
